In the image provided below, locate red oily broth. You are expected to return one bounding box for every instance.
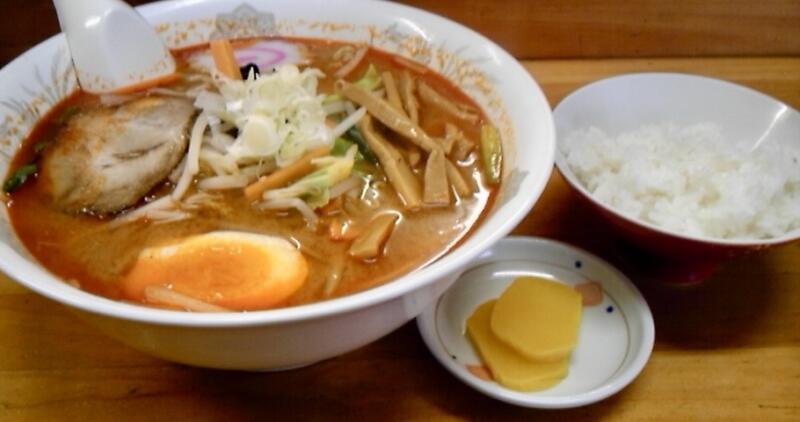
[5,37,500,309]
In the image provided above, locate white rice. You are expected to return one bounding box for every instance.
[560,123,800,239]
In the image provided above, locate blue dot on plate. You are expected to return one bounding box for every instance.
[606,305,614,313]
[574,260,583,269]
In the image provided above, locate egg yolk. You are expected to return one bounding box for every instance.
[121,232,308,310]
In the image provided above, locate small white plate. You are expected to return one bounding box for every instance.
[416,236,655,408]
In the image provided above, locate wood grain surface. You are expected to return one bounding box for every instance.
[1,56,799,421]
[0,0,799,64]
[400,0,800,59]
[1,1,799,420]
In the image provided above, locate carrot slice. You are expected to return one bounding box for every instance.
[244,146,332,201]
[209,39,242,80]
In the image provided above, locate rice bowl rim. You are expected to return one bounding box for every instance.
[554,72,800,247]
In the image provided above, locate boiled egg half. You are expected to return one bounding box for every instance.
[122,231,308,311]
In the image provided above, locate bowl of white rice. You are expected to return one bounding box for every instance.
[554,73,800,262]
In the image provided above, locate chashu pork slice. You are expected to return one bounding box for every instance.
[41,96,196,213]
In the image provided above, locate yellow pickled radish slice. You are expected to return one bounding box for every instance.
[467,300,569,391]
[490,276,582,362]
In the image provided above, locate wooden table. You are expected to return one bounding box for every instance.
[1,56,799,420]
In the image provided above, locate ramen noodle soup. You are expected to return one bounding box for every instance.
[2,37,503,312]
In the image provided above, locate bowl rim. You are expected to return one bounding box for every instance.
[0,0,555,327]
[553,71,800,247]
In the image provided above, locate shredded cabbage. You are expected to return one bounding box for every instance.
[181,63,367,219]
[114,55,369,226]
[195,65,331,168]
[262,145,358,208]
[354,64,382,92]
[324,64,382,104]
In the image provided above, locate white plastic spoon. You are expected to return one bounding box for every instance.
[53,0,176,94]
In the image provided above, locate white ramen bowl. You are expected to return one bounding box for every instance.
[0,0,554,370]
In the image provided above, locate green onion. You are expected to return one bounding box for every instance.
[333,137,379,177]
[345,127,378,163]
[3,163,37,193]
[480,124,502,184]
[331,137,356,157]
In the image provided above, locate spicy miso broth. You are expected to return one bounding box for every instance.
[3,37,502,311]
